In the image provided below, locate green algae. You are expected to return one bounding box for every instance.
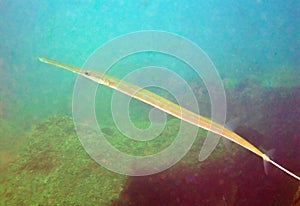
[261,65,300,87]
[102,118,180,156]
[0,115,126,205]
[0,114,229,205]
[223,78,238,89]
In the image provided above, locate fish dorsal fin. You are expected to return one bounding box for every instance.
[222,118,240,152]
[225,117,240,131]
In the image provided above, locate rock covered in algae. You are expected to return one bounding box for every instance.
[291,184,300,206]
[0,115,126,205]
[0,115,215,205]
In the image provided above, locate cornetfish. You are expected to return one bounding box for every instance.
[38,56,300,181]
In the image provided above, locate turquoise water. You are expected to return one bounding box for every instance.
[0,1,299,205]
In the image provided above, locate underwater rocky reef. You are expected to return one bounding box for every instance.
[112,79,300,206]
[0,78,299,205]
[0,116,126,205]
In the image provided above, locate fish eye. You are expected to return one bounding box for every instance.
[84,71,90,76]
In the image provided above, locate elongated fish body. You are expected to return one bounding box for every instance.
[38,56,299,181]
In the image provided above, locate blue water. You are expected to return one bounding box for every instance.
[0,0,299,205]
[1,0,299,127]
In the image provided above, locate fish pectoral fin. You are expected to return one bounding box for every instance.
[263,149,276,175]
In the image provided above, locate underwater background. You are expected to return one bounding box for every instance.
[0,0,299,205]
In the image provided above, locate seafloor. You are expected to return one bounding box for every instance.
[1,74,299,205]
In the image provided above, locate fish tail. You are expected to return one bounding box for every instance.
[262,150,300,181]
[263,149,275,175]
